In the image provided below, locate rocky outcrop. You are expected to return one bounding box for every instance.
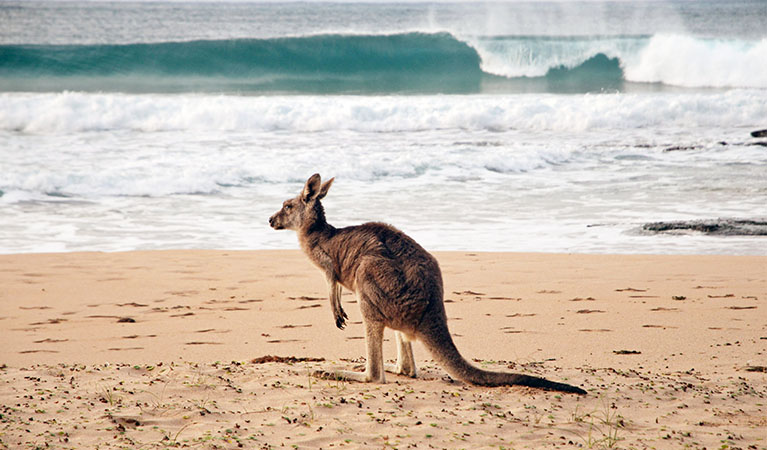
[642,219,767,236]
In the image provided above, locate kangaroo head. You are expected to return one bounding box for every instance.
[269,173,334,231]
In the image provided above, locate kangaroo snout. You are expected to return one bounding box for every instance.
[268,213,281,229]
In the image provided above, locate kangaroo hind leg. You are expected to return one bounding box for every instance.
[385,331,417,378]
[314,318,386,383]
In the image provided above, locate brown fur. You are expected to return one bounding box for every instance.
[269,174,586,394]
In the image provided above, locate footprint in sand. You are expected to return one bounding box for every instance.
[29,318,67,325]
[165,290,199,297]
[297,304,322,310]
[570,297,596,302]
[500,327,525,334]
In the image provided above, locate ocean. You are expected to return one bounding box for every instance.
[1,0,766,254]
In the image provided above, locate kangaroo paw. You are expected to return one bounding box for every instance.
[334,307,348,330]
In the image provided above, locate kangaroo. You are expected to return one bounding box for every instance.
[269,174,586,394]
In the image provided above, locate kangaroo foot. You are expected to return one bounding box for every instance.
[313,369,381,383]
[384,363,417,378]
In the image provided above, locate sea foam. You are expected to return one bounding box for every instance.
[624,34,767,88]
[2,90,765,135]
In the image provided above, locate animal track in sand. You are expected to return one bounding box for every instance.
[277,324,312,329]
[576,309,605,314]
[579,329,612,332]
[194,328,231,334]
[453,290,485,296]
[499,327,526,334]
[33,338,68,343]
[288,295,322,301]
[19,306,52,310]
[29,318,67,325]
[165,290,199,297]
[19,349,59,354]
[616,287,647,292]
[297,304,321,310]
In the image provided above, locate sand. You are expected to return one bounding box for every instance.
[1,250,765,449]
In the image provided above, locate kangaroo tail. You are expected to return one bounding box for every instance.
[418,319,586,395]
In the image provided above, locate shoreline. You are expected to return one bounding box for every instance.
[1,250,765,448]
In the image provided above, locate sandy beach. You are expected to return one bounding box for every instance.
[1,250,765,449]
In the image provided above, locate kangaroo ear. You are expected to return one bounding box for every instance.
[317,177,334,200]
[301,173,322,203]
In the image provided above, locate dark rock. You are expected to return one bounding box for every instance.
[663,145,699,152]
[747,141,767,147]
[641,218,767,236]
[751,129,767,138]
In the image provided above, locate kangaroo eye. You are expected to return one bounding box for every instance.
[284,204,292,210]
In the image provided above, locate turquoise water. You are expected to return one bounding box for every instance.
[1,1,765,254]
[2,1,766,93]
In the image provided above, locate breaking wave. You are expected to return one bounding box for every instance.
[1,32,765,93]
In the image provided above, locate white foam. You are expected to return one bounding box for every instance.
[463,33,767,89]
[2,90,766,135]
[624,34,767,88]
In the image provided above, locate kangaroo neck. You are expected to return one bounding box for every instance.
[298,220,337,263]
